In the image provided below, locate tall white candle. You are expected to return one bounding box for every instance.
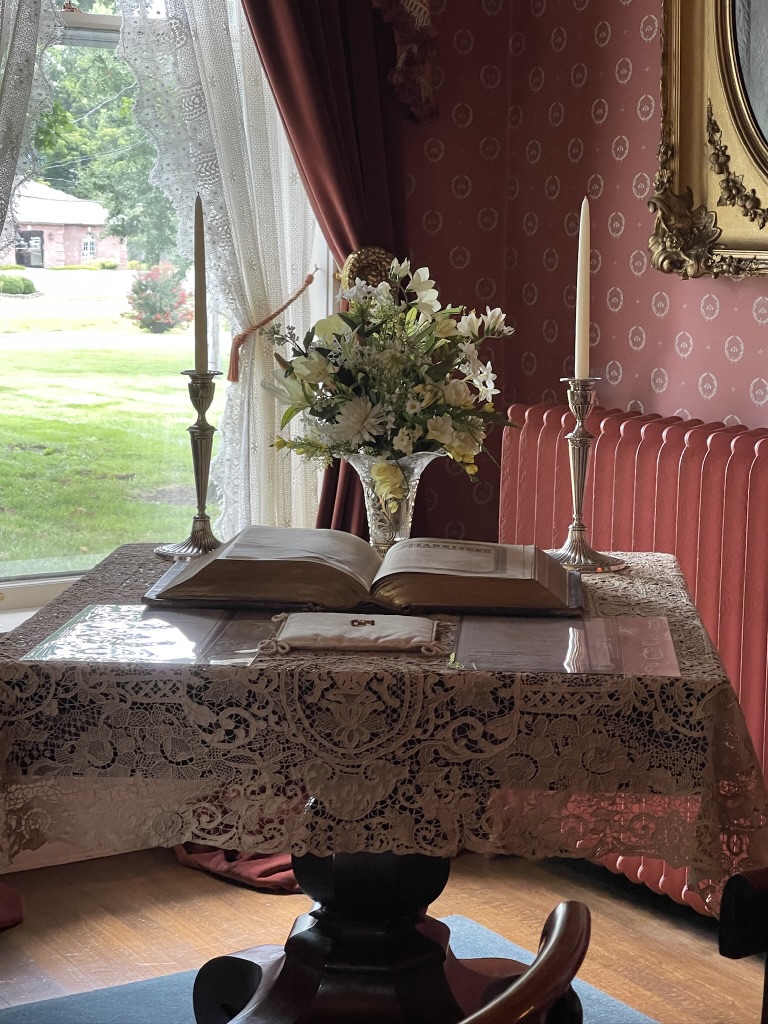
[194,193,208,374]
[574,196,590,379]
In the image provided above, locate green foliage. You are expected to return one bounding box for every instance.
[0,342,223,573]
[61,0,117,10]
[125,264,194,333]
[50,264,100,271]
[0,275,35,294]
[49,262,118,270]
[0,266,229,573]
[0,264,24,271]
[35,44,183,267]
[33,100,74,152]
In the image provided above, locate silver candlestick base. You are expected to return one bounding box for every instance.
[155,369,222,561]
[549,377,626,573]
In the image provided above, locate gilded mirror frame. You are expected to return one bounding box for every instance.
[650,0,768,278]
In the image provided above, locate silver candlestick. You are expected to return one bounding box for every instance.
[155,369,222,561]
[549,377,625,573]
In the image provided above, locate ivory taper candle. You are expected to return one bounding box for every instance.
[574,196,590,379]
[194,193,208,374]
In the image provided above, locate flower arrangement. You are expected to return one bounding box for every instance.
[266,259,514,493]
[125,263,194,333]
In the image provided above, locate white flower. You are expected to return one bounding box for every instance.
[426,413,456,447]
[390,257,411,279]
[483,306,514,336]
[477,381,500,403]
[433,314,459,338]
[313,314,348,339]
[414,289,440,315]
[371,461,407,502]
[332,396,389,446]
[409,267,434,293]
[393,426,422,454]
[441,378,474,408]
[373,280,394,303]
[266,255,513,469]
[408,267,441,315]
[393,428,413,455]
[263,370,310,408]
[457,311,483,339]
[292,352,330,384]
[302,413,335,445]
[474,360,500,401]
[458,340,482,374]
[414,383,439,408]
[449,428,484,462]
[379,346,407,371]
[341,277,392,305]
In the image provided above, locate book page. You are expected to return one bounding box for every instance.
[157,526,383,596]
[375,538,534,581]
[222,526,382,590]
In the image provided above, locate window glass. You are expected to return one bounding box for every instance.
[0,15,224,579]
[81,231,96,263]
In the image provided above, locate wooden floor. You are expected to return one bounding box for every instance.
[0,849,762,1023]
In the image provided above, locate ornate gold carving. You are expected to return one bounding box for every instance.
[649,0,768,279]
[340,247,395,289]
[648,125,721,280]
[707,102,768,230]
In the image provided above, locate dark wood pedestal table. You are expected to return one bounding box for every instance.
[192,849,574,1024]
[2,547,767,1024]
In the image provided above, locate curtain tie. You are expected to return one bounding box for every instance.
[227,270,317,383]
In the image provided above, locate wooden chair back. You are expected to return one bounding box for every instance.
[720,868,768,1024]
[460,901,591,1024]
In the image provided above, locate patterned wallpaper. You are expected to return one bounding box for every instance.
[404,0,768,540]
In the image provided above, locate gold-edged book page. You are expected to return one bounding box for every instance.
[144,525,381,610]
[372,539,577,611]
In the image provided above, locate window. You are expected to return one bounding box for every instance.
[81,229,96,262]
[1,8,224,587]
[1,2,328,610]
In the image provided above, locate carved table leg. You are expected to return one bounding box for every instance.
[192,851,526,1024]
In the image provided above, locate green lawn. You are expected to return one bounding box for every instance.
[0,274,227,576]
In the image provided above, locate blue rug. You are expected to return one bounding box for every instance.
[0,914,659,1023]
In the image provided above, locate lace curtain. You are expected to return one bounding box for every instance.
[0,0,59,246]
[115,0,322,535]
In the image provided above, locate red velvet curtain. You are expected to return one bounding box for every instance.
[241,0,409,534]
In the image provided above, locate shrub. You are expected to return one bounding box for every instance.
[125,263,194,333]
[97,259,119,270]
[0,274,35,294]
[127,259,144,271]
[50,264,100,271]
[0,263,24,271]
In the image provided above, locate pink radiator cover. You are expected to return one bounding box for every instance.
[499,404,768,916]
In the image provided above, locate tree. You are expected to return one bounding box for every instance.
[34,41,184,268]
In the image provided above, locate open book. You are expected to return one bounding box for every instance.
[144,526,581,614]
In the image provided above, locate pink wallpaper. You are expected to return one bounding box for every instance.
[404,0,768,540]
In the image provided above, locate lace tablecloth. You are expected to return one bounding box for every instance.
[1,545,767,910]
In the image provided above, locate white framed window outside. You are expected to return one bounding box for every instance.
[81,229,96,262]
[1,4,329,608]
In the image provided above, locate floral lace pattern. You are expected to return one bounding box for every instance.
[0,0,60,244]
[116,0,321,537]
[2,546,767,912]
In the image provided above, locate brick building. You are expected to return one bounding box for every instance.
[13,180,127,268]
